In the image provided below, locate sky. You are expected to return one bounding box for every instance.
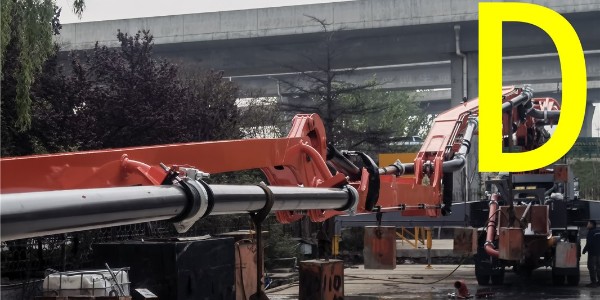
[57,0,599,136]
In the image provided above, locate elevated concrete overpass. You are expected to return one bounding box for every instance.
[226,52,600,98]
[57,0,600,136]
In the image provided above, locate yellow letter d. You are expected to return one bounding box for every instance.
[479,2,587,172]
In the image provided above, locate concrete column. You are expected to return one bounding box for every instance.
[467,52,479,99]
[580,102,597,137]
[451,52,479,107]
[451,52,480,204]
[451,55,465,107]
[299,259,344,300]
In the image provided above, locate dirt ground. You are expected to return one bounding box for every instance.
[267,263,599,300]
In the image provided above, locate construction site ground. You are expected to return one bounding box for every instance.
[267,239,597,299]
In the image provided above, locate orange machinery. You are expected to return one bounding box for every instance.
[0,86,559,242]
[2,85,575,296]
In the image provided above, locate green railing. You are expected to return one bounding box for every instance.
[567,137,600,158]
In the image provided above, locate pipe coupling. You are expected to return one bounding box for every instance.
[172,178,211,233]
[337,185,359,216]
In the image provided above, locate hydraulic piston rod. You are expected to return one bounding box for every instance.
[1,183,355,241]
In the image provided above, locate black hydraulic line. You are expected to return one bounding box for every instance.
[545,184,557,196]
[379,161,414,176]
[501,86,533,112]
[442,158,466,173]
[500,86,559,123]
[1,183,353,241]
[327,144,361,180]
[403,163,415,174]
[352,151,380,211]
[378,160,405,176]
[527,108,560,124]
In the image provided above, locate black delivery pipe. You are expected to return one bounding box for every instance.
[1,184,354,241]
[326,144,361,180]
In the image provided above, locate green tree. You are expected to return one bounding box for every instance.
[0,0,84,131]
[570,159,600,200]
[275,16,431,249]
[1,30,241,156]
[333,88,430,153]
[277,16,429,154]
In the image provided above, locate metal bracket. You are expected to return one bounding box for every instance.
[249,182,274,300]
[336,185,359,216]
[172,177,210,233]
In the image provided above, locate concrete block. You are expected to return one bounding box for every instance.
[364,226,397,269]
[499,228,523,261]
[299,259,343,300]
[453,228,477,255]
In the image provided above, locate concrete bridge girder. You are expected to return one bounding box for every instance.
[230,51,600,100]
[57,2,600,76]
[54,0,600,136]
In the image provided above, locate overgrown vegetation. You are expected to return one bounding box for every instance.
[569,159,600,200]
[277,17,430,155]
[1,0,84,131]
[1,30,240,156]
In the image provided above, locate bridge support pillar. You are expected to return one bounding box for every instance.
[580,102,597,137]
[451,52,479,107]
[450,52,479,204]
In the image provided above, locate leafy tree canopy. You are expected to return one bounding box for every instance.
[277,16,431,155]
[1,30,240,156]
[1,0,84,131]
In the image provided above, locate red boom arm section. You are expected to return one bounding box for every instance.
[0,86,560,228]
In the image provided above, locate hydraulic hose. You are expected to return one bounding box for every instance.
[326,144,361,180]
[501,86,533,112]
[526,108,560,124]
[379,162,414,176]
[485,193,500,257]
